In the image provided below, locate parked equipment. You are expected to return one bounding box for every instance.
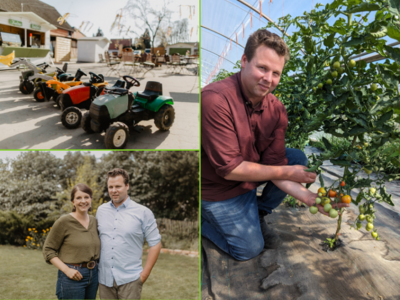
[82,76,175,149]
[59,72,108,129]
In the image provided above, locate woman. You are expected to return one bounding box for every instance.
[43,183,101,299]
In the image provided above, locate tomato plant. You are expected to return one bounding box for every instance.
[264,0,399,248]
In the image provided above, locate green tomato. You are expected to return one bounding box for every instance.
[326,79,332,85]
[338,67,344,74]
[315,197,321,205]
[331,71,338,78]
[318,192,323,197]
[313,87,317,91]
[318,83,323,89]
[333,61,341,69]
[356,222,362,230]
[364,142,369,147]
[371,84,378,91]
[376,237,380,241]
[321,197,331,205]
[324,203,332,213]
[359,205,366,214]
[329,209,338,218]
[366,216,373,223]
[349,59,356,68]
[370,187,376,195]
[359,214,366,221]
[309,206,318,214]
[366,222,374,231]
[371,231,378,238]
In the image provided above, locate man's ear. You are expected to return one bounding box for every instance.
[241,54,248,69]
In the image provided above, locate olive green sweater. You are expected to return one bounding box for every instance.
[43,214,101,264]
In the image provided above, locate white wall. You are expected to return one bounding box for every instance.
[78,40,109,63]
[166,43,195,55]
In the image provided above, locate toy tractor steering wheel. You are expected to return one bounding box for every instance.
[89,72,102,83]
[56,67,65,74]
[122,76,140,89]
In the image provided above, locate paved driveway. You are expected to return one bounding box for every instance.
[0,62,199,149]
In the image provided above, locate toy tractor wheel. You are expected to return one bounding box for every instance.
[105,122,129,149]
[55,95,62,109]
[154,104,175,131]
[61,107,82,129]
[82,111,94,134]
[19,80,34,94]
[33,88,45,102]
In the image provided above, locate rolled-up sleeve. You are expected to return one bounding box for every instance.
[142,209,161,247]
[260,104,288,166]
[201,90,244,178]
[42,218,65,264]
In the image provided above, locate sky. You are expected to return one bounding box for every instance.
[40,0,199,42]
[201,0,396,86]
[0,150,109,161]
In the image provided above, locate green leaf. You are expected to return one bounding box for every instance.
[323,33,336,48]
[387,23,400,42]
[375,110,394,127]
[353,179,373,189]
[383,45,400,64]
[319,174,324,188]
[388,0,400,15]
[378,65,399,88]
[343,37,365,47]
[330,159,352,166]
[354,191,364,205]
[322,137,333,151]
[348,126,369,135]
[329,26,346,35]
[345,3,380,13]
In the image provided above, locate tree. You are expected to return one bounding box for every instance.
[0,152,63,221]
[124,0,171,52]
[51,155,104,219]
[168,19,190,45]
[129,152,199,221]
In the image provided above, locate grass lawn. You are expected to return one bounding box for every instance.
[0,245,199,299]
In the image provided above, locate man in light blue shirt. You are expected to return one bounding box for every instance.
[96,168,161,299]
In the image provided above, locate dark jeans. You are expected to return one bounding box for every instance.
[56,264,99,299]
[201,148,308,261]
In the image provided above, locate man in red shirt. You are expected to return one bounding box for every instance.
[201,30,349,261]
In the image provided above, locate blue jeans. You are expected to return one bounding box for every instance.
[56,264,99,299]
[201,148,308,261]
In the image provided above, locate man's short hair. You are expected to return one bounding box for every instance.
[107,168,129,186]
[244,29,290,64]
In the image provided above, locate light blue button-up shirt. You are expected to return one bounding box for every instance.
[96,197,161,287]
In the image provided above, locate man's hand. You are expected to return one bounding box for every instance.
[140,272,149,284]
[286,165,317,184]
[305,193,350,217]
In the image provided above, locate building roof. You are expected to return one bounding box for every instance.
[78,37,110,43]
[109,38,132,50]
[0,12,56,30]
[0,0,74,31]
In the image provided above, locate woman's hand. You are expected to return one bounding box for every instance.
[65,268,83,281]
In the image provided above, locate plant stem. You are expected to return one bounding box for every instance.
[334,136,357,240]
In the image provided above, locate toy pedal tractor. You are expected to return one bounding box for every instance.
[82,76,175,149]
[37,69,87,105]
[59,72,108,129]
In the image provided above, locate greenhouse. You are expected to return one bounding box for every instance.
[201,0,400,299]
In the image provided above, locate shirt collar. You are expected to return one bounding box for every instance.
[236,71,269,111]
[110,196,131,209]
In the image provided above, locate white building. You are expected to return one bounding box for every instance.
[77,37,110,63]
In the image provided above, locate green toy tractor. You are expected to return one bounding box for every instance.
[81,76,175,149]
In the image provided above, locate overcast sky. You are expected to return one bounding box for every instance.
[40,0,199,42]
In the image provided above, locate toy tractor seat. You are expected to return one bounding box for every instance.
[136,81,163,102]
[104,80,127,95]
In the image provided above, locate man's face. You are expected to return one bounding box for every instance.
[240,45,285,103]
[107,175,129,208]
